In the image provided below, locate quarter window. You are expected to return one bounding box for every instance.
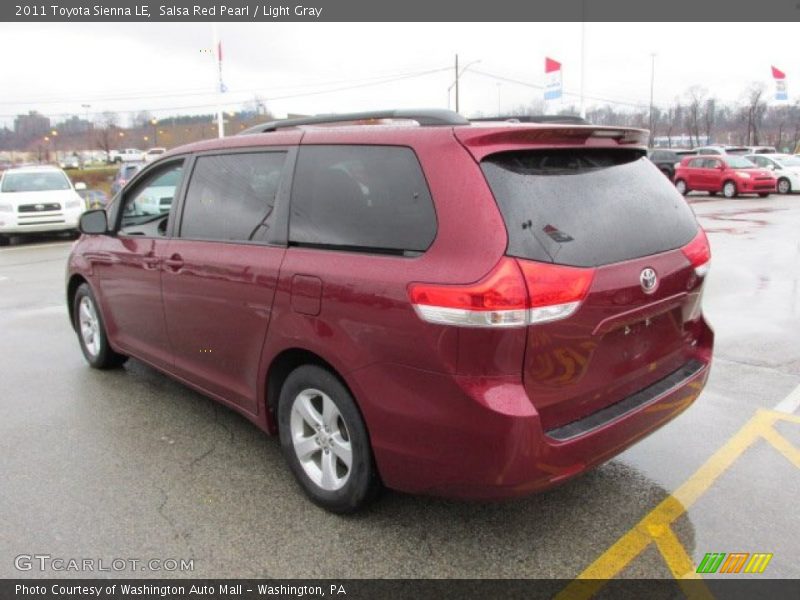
[180,152,287,242]
[289,145,436,254]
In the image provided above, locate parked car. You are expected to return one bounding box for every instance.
[129,168,179,215]
[109,148,144,164]
[143,147,167,162]
[77,189,110,210]
[67,109,713,512]
[745,154,800,194]
[647,148,696,179]
[0,166,87,245]
[59,154,81,170]
[674,155,777,198]
[693,145,750,156]
[110,162,145,195]
[733,146,776,155]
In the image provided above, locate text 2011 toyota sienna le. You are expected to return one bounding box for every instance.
[67,109,713,512]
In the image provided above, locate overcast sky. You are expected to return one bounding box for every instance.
[0,22,795,128]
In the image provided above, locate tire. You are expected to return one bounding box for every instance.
[278,365,379,513]
[723,181,738,198]
[758,193,770,198]
[777,178,791,195]
[708,191,717,197]
[0,235,9,247]
[675,179,688,195]
[660,168,673,180]
[73,283,128,369]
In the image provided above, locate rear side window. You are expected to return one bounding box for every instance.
[289,145,436,255]
[180,152,286,242]
[481,149,698,268]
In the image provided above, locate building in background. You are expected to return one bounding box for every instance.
[13,111,51,140]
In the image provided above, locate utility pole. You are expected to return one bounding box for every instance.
[649,53,656,147]
[455,54,460,113]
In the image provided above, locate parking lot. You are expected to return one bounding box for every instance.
[1,193,798,583]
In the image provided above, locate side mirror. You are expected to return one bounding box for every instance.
[79,209,108,235]
[74,182,87,191]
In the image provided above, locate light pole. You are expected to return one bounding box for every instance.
[150,118,158,146]
[579,0,587,119]
[648,53,656,147]
[81,104,91,154]
[448,56,481,113]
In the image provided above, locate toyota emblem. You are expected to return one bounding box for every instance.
[640,268,658,293]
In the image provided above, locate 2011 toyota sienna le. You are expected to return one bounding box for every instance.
[67,109,713,513]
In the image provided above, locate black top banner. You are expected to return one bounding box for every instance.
[2,0,800,22]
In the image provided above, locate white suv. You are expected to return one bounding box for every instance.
[0,166,87,245]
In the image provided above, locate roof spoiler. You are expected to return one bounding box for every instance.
[238,109,469,135]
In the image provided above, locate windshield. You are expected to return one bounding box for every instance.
[1,171,71,193]
[723,156,756,168]
[481,149,698,267]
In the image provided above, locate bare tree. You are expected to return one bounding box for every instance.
[95,112,119,162]
[684,86,707,146]
[742,83,767,145]
[703,97,716,144]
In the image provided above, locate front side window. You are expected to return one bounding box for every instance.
[119,162,184,237]
[289,145,436,255]
[180,152,286,242]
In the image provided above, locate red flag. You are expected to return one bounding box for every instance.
[771,66,785,79]
[545,57,561,73]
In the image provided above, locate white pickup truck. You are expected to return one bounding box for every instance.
[108,148,144,164]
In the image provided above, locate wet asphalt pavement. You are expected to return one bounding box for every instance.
[1,194,799,581]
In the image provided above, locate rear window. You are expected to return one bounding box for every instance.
[481,149,698,267]
[289,145,436,255]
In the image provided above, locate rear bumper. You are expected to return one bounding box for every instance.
[351,320,713,500]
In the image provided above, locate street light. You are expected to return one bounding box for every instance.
[648,53,657,147]
[150,118,158,146]
[448,56,481,113]
[81,103,91,154]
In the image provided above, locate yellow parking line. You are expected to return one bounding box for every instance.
[555,408,799,599]
[760,427,800,468]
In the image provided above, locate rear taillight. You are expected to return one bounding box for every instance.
[409,258,528,327]
[517,260,594,324]
[408,258,594,328]
[682,228,711,277]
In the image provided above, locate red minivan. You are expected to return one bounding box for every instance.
[67,110,713,512]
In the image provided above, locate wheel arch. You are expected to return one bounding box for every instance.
[66,274,88,331]
[265,347,357,435]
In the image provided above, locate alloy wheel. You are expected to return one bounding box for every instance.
[289,388,353,491]
[78,296,101,358]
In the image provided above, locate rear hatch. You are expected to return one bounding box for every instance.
[459,128,710,431]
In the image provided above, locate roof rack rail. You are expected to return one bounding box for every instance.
[470,115,590,125]
[238,109,469,135]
